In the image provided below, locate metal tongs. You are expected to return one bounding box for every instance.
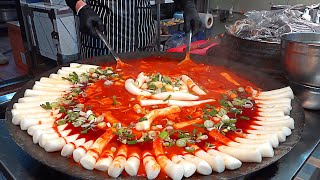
[178,31,193,65]
[94,27,125,68]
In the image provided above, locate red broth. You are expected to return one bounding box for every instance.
[53,57,261,178]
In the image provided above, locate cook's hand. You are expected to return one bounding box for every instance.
[78,5,104,36]
[182,0,202,35]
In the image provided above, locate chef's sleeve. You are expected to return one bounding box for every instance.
[66,0,79,14]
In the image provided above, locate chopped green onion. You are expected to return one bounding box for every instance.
[227,101,234,107]
[112,95,119,105]
[88,114,95,121]
[73,121,82,127]
[50,102,59,108]
[238,87,245,92]
[127,140,137,145]
[219,99,229,107]
[163,95,172,102]
[57,120,66,125]
[186,115,193,120]
[202,115,209,120]
[205,104,215,109]
[232,98,245,106]
[203,108,217,117]
[192,129,198,136]
[229,108,242,116]
[218,108,228,117]
[149,83,157,90]
[205,142,214,148]
[222,117,230,124]
[71,92,79,97]
[76,103,85,109]
[40,102,52,110]
[162,76,172,84]
[176,139,187,147]
[159,131,169,140]
[138,117,148,122]
[96,69,104,74]
[85,106,92,111]
[89,68,95,73]
[80,129,88,134]
[204,120,214,128]
[160,86,166,92]
[193,123,205,128]
[59,106,66,113]
[178,133,189,138]
[229,119,237,123]
[185,146,195,153]
[240,116,250,120]
[221,94,228,99]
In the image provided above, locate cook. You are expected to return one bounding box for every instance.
[66,0,202,58]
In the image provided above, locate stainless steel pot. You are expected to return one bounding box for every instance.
[290,81,320,110]
[280,32,320,87]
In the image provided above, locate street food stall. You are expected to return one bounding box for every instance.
[0,1,320,180]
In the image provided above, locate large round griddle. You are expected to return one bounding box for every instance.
[5,52,305,180]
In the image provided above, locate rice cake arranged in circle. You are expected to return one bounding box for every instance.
[11,57,295,180]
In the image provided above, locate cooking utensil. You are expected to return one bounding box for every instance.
[280,32,320,87]
[94,27,125,68]
[5,52,305,180]
[290,81,320,110]
[190,34,224,51]
[178,31,193,65]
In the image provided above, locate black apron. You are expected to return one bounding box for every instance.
[81,0,156,58]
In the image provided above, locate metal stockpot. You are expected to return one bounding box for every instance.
[280,32,320,87]
[290,81,320,110]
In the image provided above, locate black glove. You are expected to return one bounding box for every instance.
[181,0,202,35]
[78,5,104,36]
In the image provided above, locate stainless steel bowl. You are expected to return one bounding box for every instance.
[280,32,320,87]
[290,81,320,110]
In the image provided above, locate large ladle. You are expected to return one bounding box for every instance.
[94,27,125,69]
[178,31,194,65]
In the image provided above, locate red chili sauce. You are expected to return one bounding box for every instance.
[55,57,261,177]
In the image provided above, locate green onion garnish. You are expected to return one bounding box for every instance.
[185,146,195,153]
[163,95,172,102]
[159,131,169,140]
[176,139,187,147]
[138,117,148,122]
[40,102,52,110]
[240,116,250,120]
[127,140,137,145]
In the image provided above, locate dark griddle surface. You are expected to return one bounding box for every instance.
[1,52,311,180]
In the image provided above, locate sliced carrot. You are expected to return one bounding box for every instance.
[100,98,113,105]
[208,129,233,145]
[229,92,238,99]
[220,72,240,86]
[153,138,170,171]
[87,128,115,158]
[102,111,120,125]
[173,119,204,129]
[153,138,165,156]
